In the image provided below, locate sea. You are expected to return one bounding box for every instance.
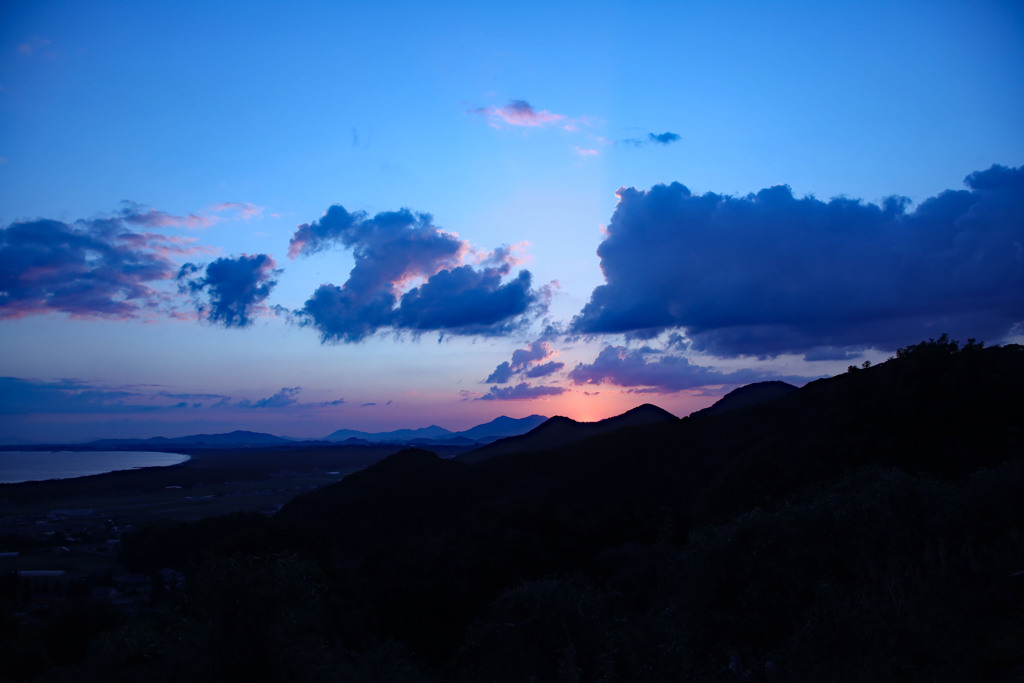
[0,451,190,484]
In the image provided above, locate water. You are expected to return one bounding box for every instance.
[0,451,190,484]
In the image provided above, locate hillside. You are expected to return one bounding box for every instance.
[25,338,1024,681]
[458,403,677,464]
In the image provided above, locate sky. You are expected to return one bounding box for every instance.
[1,0,1023,443]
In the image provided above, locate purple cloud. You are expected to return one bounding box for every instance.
[511,340,552,369]
[573,165,1024,357]
[289,205,544,342]
[479,382,567,401]
[524,361,564,378]
[568,346,813,392]
[483,339,559,384]
[178,254,280,328]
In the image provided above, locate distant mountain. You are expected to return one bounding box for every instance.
[458,403,677,464]
[88,430,293,449]
[453,414,548,443]
[324,415,549,445]
[325,425,454,443]
[689,380,798,418]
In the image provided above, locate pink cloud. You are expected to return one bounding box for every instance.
[470,99,565,128]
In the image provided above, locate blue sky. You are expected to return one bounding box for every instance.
[2,0,1022,442]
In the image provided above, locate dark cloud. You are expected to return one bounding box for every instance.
[0,377,153,415]
[524,361,565,378]
[235,387,344,410]
[568,346,813,392]
[240,387,300,409]
[483,339,558,384]
[178,254,280,328]
[511,340,552,369]
[485,362,513,384]
[479,382,567,401]
[573,165,1024,357]
[0,211,193,320]
[289,205,544,342]
[398,266,535,334]
[622,131,682,147]
[649,131,681,145]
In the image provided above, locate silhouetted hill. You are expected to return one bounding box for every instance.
[689,379,798,418]
[458,403,677,464]
[102,338,1024,681]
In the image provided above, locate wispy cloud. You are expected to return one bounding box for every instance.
[622,131,681,147]
[478,382,567,401]
[469,99,566,128]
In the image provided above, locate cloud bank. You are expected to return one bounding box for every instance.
[0,209,204,320]
[290,205,544,342]
[573,165,1024,357]
[178,254,280,328]
[479,382,567,401]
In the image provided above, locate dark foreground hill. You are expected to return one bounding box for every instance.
[11,337,1024,682]
[458,403,677,464]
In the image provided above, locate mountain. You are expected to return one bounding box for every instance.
[87,430,293,449]
[457,403,677,464]
[324,414,549,445]
[324,424,453,443]
[689,380,798,418]
[269,341,1024,678]
[452,414,548,443]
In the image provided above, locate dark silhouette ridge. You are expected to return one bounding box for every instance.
[268,341,1024,674]
[458,403,677,464]
[21,338,1024,681]
[689,379,798,418]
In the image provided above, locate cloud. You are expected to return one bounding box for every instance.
[568,346,812,392]
[511,340,552,369]
[572,165,1024,357]
[469,99,565,128]
[0,212,191,320]
[649,131,681,145]
[483,339,558,384]
[479,382,567,401]
[178,254,280,328]
[524,361,564,378]
[397,266,536,334]
[485,362,513,384]
[0,377,153,415]
[622,131,682,147]
[241,386,300,409]
[116,200,265,230]
[290,205,544,342]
